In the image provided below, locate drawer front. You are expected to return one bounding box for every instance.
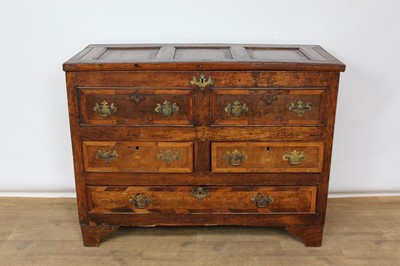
[79,88,194,126]
[83,141,193,173]
[88,186,317,214]
[210,88,326,126]
[212,142,323,173]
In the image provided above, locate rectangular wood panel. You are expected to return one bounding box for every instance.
[88,186,317,214]
[212,142,324,173]
[83,141,193,173]
[79,88,194,126]
[210,88,326,126]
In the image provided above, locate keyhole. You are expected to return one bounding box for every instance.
[135,146,140,151]
[266,146,270,152]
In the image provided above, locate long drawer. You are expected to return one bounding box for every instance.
[212,142,324,173]
[83,141,193,173]
[88,186,317,214]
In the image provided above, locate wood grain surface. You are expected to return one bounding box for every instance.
[64,44,345,247]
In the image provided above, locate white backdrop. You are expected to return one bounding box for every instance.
[0,0,399,196]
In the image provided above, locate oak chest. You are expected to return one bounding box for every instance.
[63,44,345,247]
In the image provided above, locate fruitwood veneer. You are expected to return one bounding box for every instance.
[64,44,345,247]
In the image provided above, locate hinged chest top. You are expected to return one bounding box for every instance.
[64,43,345,247]
[63,44,345,72]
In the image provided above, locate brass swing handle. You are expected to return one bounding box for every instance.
[252,194,274,208]
[155,100,179,117]
[129,193,152,209]
[289,100,312,116]
[223,150,247,166]
[224,101,248,117]
[282,150,306,165]
[95,148,119,162]
[190,73,214,91]
[94,100,117,117]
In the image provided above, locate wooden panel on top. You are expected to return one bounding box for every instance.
[63,44,346,72]
[98,47,161,60]
[246,47,309,61]
[174,47,233,60]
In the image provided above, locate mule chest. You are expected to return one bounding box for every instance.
[63,44,345,246]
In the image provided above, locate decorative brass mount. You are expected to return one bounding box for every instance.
[223,150,248,166]
[289,100,312,116]
[190,73,214,91]
[224,101,248,117]
[129,92,144,104]
[155,100,179,117]
[93,100,117,117]
[95,148,119,163]
[262,94,278,105]
[157,150,180,165]
[251,194,274,208]
[190,187,211,202]
[282,150,306,165]
[129,193,152,209]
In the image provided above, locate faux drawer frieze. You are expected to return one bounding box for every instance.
[79,88,194,126]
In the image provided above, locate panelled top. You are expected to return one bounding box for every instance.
[63,44,345,72]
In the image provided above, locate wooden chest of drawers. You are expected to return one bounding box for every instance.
[63,44,345,247]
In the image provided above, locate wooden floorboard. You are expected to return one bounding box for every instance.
[0,197,399,265]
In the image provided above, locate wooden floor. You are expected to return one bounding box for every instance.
[0,197,399,266]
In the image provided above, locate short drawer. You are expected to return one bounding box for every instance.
[83,141,193,173]
[211,142,323,173]
[79,88,194,126]
[88,186,317,214]
[210,88,326,126]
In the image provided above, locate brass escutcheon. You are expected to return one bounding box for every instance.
[288,100,312,116]
[190,73,214,91]
[155,100,179,117]
[95,148,119,163]
[252,194,274,208]
[190,187,211,202]
[157,150,180,165]
[224,101,248,117]
[129,193,152,209]
[223,150,248,166]
[129,92,144,104]
[93,100,117,117]
[282,150,306,165]
[262,94,278,105]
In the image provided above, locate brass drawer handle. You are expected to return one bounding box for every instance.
[129,193,152,209]
[190,187,211,202]
[190,73,214,91]
[93,100,117,117]
[223,150,248,166]
[224,101,248,117]
[155,100,179,117]
[95,148,119,162]
[289,100,311,116]
[282,150,306,165]
[157,150,180,165]
[252,194,274,208]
